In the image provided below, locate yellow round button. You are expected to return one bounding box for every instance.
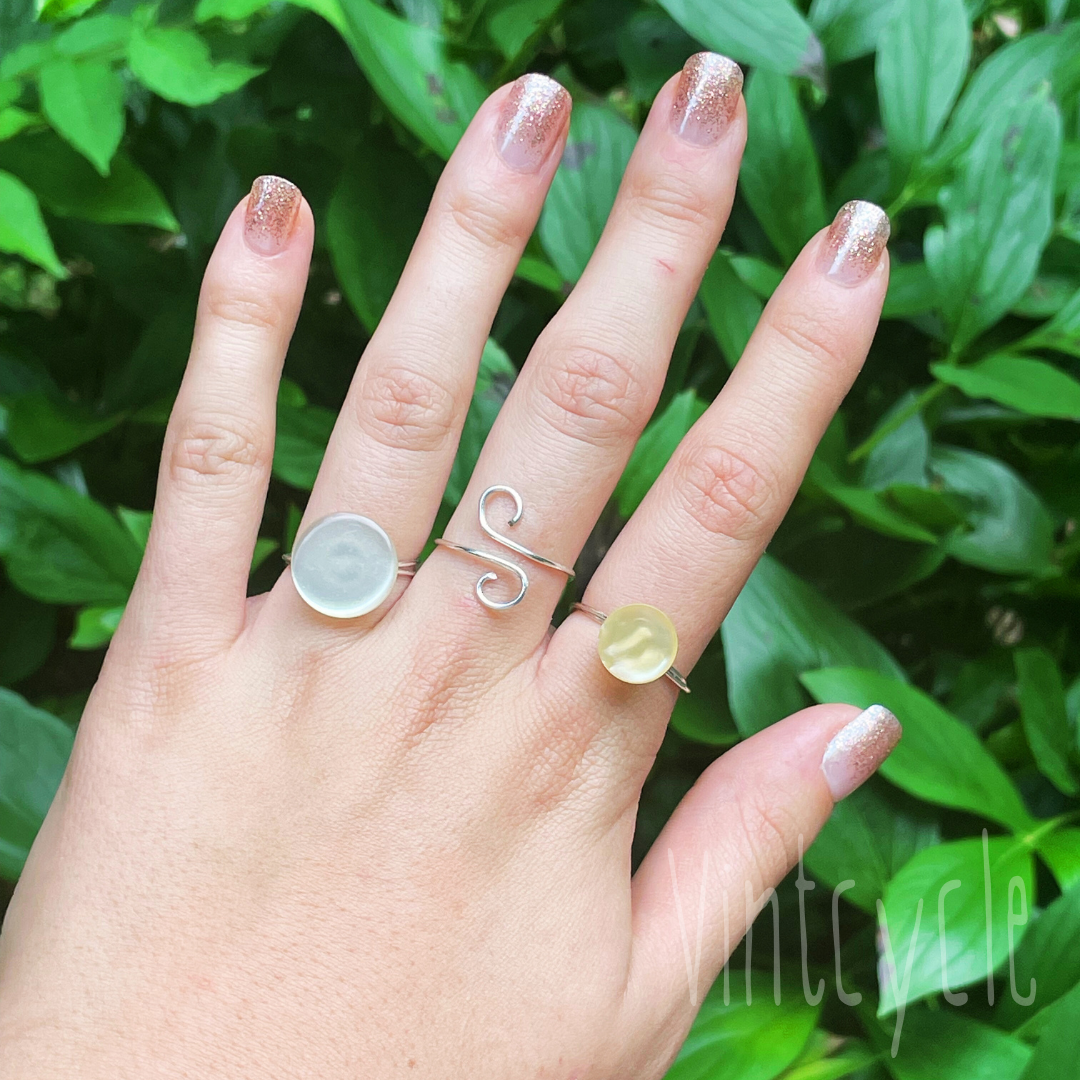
[597,604,679,684]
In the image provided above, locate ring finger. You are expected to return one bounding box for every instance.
[554,200,891,707]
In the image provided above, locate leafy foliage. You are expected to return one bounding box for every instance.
[2,0,1080,1074]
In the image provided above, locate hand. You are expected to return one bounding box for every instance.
[0,55,899,1078]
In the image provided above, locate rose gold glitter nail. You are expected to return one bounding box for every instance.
[818,200,890,286]
[821,705,902,801]
[244,175,301,256]
[494,73,570,172]
[670,52,743,146]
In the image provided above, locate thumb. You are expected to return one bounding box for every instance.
[623,703,901,1053]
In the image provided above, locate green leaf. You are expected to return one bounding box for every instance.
[664,987,819,1080]
[925,86,1060,350]
[1014,648,1078,795]
[615,390,706,518]
[807,457,939,544]
[1034,829,1080,892]
[128,26,264,107]
[801,667,1034,830]
[38,57,124,175]
[195,0,275,21]
[0,456,142,605]
[0,168,64,277]
[336,0,486,159]
[656,0,824,83]
[721,556,904,736]
[0,108,39,141]
[805,781,940,912]
[617,10,699,101]
[698,248,763,368]
[740,69,827,264]
[809,0,899,64]
[116,506,152,551]
[5,392,122,463]
[36,0,103,21]
[445,338,516,506]
[933,24,1080,168]
[998,882,1080,1031]
[1021,981,1080,1080]
[876,0,969,171]
[882,261,936,319]
[486,0,565,61]
[931,355,1080,420]
[273,397,335,492]
[729,254,783,299]
[539,102,637,284]
[0,132,178,231]
[326,136,431,333]
[0,581,55,685]
[68,604,123,649]
[882,1007,1031,1080]
[876,836,1034,1015]
[0,688,73,881]
[1021,285,1080,359]
[54,12,132,56]
[930,447,1055,577]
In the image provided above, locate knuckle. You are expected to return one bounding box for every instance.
[625,169,713,240]
[768,307,846,372]
[737,789,799,894]
[674,443,775,543]
[535,341,649,448]
[355,363,459,455]
[169,415,268,487]
[202,288,283,336]
[442,184,525,253]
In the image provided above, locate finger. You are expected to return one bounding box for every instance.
[127,177,312,652]
[426,54,745,642]
[557,201,890,696]
[297,75,570,569]
[622,704,901,1052]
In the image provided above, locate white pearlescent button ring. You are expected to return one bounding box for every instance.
[571,602,690,693]
[288,513,416,619]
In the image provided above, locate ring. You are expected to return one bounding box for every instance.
[571,603,690,693]
[287,513,416,618]
[435,485,574,610]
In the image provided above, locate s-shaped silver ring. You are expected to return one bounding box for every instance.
[435,485,574,610]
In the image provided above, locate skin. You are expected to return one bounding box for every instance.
[0,68,890,1078]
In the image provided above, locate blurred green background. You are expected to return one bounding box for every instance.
[2,0,1080,1075]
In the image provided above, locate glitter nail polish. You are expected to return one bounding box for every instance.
[494,73,570,172]
[244,175,301,256]
[670,52,743,147]
[818,201,890,287]
[821,705,902,801]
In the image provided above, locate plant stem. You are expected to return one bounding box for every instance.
[847,381,947,464]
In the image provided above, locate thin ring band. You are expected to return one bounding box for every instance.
[571,602,691,693]
[436,485,574,610]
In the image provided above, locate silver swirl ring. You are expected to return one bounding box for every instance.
[436,486,574,610]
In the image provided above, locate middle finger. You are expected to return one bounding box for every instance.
[420,53,745,645]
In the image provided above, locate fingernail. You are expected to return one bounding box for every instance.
[244,175,301,256]
[821,705,902,801]
[494,73,570,172]
[670,52,743,146]
[817,200,890,286]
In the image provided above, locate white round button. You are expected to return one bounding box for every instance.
[290,514,399,618]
